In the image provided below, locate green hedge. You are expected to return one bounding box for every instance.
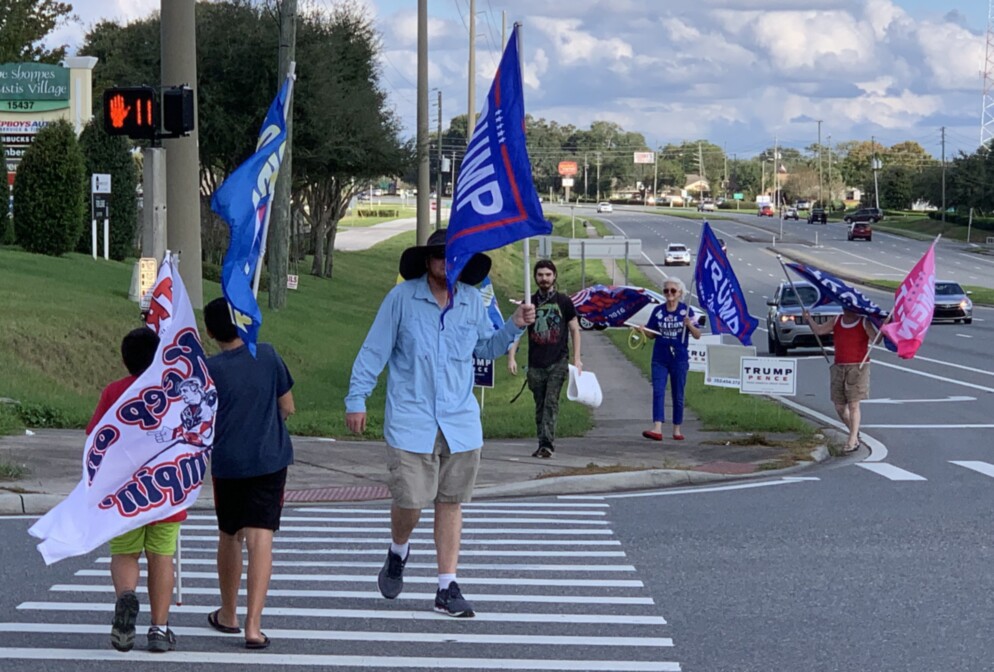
[927,211,994,231]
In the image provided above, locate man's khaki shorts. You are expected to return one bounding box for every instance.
[386,430,481,510]
[830,363,870,404]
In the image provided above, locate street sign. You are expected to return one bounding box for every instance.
[92,173,111,194]
[633,152,655,164]
[568,238,642,259]
[561,177,574,187]
[558,161,578,176]
[733,193,744,200]
[740,357,797,396]
[91,194,109,221]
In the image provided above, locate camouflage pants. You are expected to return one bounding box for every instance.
[526,357,569,449]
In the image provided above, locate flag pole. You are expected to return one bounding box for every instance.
[777,255,831,363]
[252,62,297,298]
[858,312,893,370]
[514,23,532,302]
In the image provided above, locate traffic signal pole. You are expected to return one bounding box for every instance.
[161,0,203,308]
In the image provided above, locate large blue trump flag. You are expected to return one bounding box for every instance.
[694,221,758,345]
[445,27,551,299]
[211,72,294,356]
[785,262,887,317]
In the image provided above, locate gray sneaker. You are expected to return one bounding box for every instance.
[434,580,475,618]
[146,625,176,653]
[377,547,408,599]
[110,590,139,652]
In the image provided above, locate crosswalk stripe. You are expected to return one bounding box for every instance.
[855,463,928,481]
[177,547,629,558]
[286,508,607,516]
[950,460,994,478]
[297,503,611,510]
[180,524,614,535]
[186,515,610,525]
[0,648,681,670]
[50,585,655,605]
[95,558,637,572]
[75,569,645,588]
[18,602,667,625]
[178,535,623,546]
[0,623,673,647]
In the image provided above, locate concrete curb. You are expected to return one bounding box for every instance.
[5,444,832,514]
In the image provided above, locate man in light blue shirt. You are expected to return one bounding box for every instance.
[345,229,534,618]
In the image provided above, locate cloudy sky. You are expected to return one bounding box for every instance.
[59,0,989,158]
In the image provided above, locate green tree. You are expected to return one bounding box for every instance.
[0,0,76,63]
[12,119,86,255]
[879,165,914,209]
[78,120,139,260]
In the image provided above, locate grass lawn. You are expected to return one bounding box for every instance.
[338,206,416,228]
[866,279,994,305]
[645,208,731,221]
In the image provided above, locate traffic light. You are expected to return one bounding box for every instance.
[103,87,157,140]
[162,86,195,136]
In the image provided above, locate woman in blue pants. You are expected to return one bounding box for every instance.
[639,277,701,441]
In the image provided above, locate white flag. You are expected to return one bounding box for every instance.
[29,254,216,564]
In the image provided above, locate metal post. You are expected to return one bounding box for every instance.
[581,242,586,289]
[416,0,430,244]
[624,240,629,284]
[436,89,443,231]
[141,147,167,265]
[103,219,109,260]
[941,126,947,223]
[467,0,477,136]
[968,207,974,243]
[162,0,202,308]
[817,119,823,208]
[91,220,97,260]
[571,205,575,238]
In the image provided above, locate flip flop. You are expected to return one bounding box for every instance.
[207,609,241,634]
[842,444,859,454]
[642,430,663,441]
[245,634,271,650]
[672,433,685,441]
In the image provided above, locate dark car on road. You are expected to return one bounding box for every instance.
[807,208,827,224]
[843,207,883,224]
[766,281,843,356]
[848,222,872,241]
[932,280,973,324]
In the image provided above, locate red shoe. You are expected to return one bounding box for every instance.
[642,430,663,441]
[672,433,685,441]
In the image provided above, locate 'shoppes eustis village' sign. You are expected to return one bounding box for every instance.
[0,63,70,112]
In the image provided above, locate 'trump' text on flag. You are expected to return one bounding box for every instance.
[445,26,552,306]
[210,68,295,356]
[694,221,758,346]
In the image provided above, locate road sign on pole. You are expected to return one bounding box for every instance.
[633,152,654,164]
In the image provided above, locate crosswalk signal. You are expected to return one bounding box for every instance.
[162,86,195,136]
[103,87,157,140]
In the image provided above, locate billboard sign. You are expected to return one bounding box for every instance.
[0,63,70,112]
[633,151,655,164]
[557,160,578,176]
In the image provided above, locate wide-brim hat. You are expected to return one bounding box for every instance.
[398,228,492,285]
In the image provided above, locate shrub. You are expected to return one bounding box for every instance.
[12,120,86,256]
[78,121,140,260]
[16,403,73,429]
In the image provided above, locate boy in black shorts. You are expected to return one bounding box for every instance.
[203,298,296,650]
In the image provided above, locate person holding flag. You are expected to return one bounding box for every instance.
[345,230,534,617]
[802,307,878,453]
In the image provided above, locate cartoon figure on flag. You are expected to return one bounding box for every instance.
[211,66,295,356]
[445,26,552,311]
[29,253,215,565]
[694,221,758,345]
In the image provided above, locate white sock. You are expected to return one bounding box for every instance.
[438,573,457,590]
[390,542,409,558]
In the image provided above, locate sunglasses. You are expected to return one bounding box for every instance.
[662,288,679,295]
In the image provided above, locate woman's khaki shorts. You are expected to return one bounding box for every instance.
[386,430,481,510]
[830,363,870,404]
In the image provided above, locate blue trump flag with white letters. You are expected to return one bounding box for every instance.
[211,74,293,356]
[694,221,759,345]
[445,27,552,303]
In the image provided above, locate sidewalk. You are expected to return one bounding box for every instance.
[0,217,835,514]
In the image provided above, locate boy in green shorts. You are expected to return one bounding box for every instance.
[86,327,184,653]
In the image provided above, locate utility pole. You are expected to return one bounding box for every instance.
[502,10,507,46]
[827,134,833,209]
[871,135,880,211]
[436,89,443,231]
[817,119,823,208]
[722,147,728,199]
[161,0,202,307]
[416,0,430,244]
[775,135,783,239]
[583,152,589,200]
[269,0,296,310]
[653,150,659,203]
[467,0,477,137]
[697,141,706,199]
[941,126,947,223]
[595,152,602,202]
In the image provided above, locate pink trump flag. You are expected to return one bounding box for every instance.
[881,238,938,359]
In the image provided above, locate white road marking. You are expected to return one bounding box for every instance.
[871,359,994,394]
[94,557,637,572]
[855,463,927,481]
[183,515,610,526]
[773,395,888,462]
[0,623,673,648]
[294,506,608,514]
[18,601,667,625]
[602,477,817,499]
[950,461,994,478]
[0,648,682,670]
[861,396,976,405]
[861,424,994,429]
[177,547,629,558]
[178,536,623,546]
[180,524,614,535]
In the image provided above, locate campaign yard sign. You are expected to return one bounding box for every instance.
[687,334,722,373]
[740,357,798,396]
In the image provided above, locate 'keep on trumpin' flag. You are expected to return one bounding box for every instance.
[880,238,938,359]
[28,254,215,564]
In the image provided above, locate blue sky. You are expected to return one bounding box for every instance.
[63,1,993,159]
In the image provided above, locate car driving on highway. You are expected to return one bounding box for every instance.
[766,280,843,356]
[932,280,973,324]
[664,243,692,266]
